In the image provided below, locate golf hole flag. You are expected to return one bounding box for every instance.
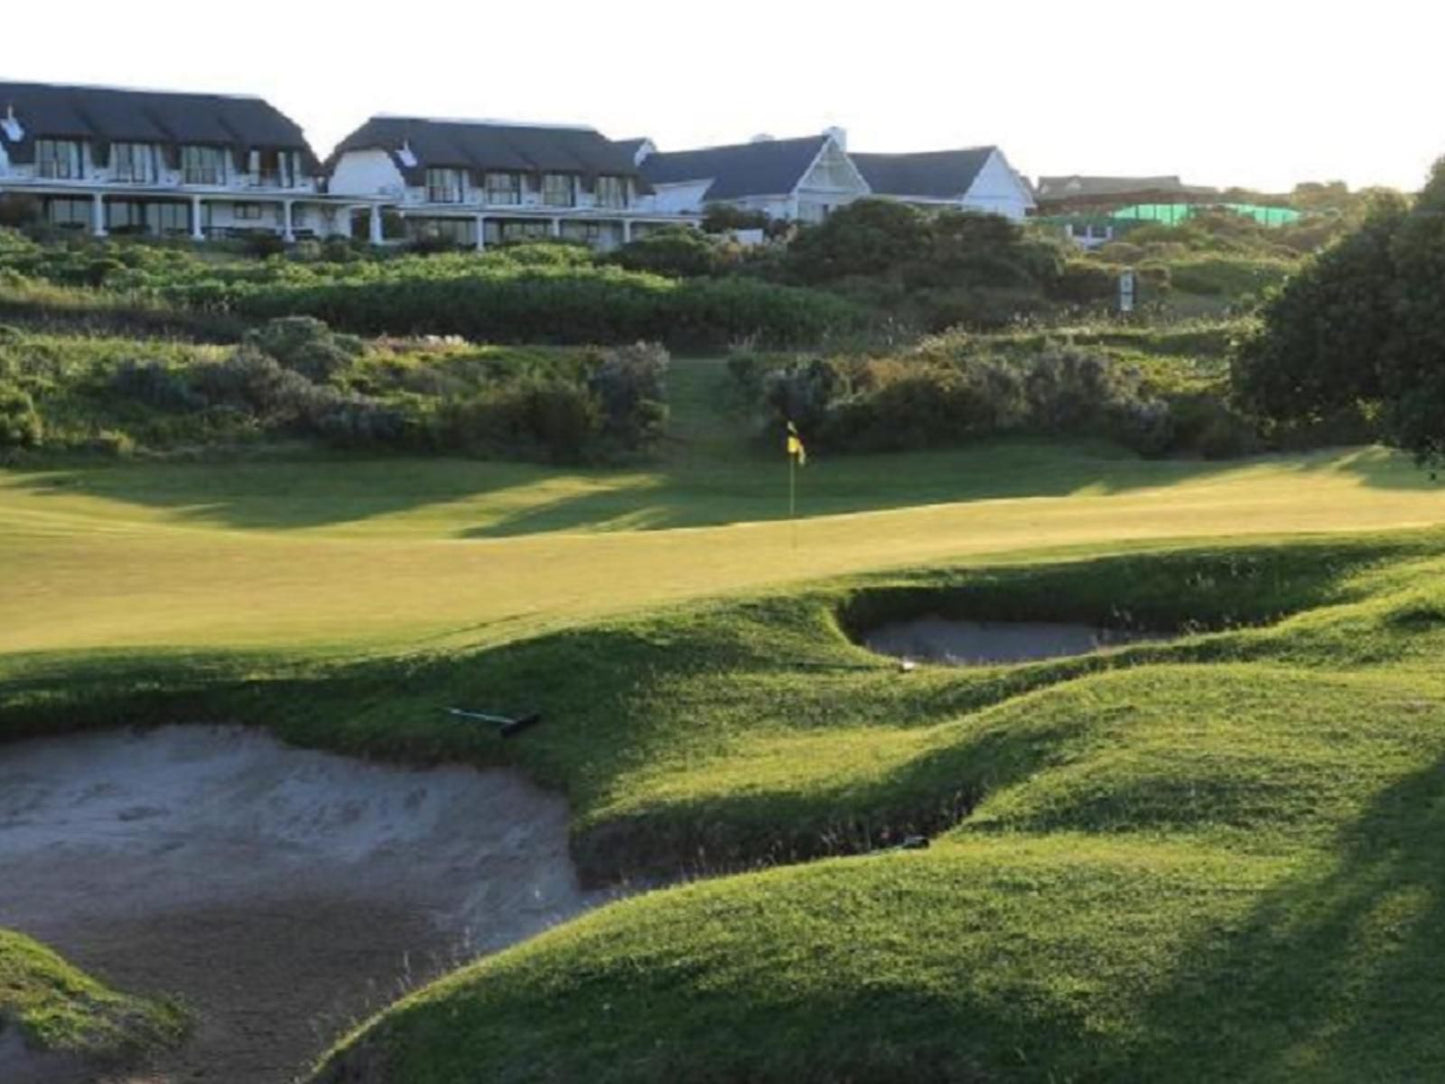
[787,421,807,465]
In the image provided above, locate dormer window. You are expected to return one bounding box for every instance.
[542,173,576,207]
[485,172,521,206]
[112,143,156,184]
[425,168,467,204]
[251,149,302,188]
[36,139,82,180]
[181,145,227,186]
[595,175,628,209]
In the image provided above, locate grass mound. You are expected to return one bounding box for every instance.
[0,930,184,1063]
[282,535,1445,1082]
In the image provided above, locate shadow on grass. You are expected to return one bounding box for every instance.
[1118,751,1445,1081]
[5,442,1432,537]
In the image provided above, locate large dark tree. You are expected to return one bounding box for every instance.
[1230,161,1445,455]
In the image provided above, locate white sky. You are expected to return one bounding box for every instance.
[4,0,1440,193]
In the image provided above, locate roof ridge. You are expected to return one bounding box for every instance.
[372,114,600,134]
[0,78,262,100]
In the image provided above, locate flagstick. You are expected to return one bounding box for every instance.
[789,451,797,551]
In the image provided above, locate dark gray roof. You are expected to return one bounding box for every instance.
[1035,175,1207,201]
[612,138,651,162]
[639,135,829,200]
[0,81,316,167]
[331,116,648,189]
[851,147,996,200]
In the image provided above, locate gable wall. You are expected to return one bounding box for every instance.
[960,151,1034,221]
[329,149,407,198]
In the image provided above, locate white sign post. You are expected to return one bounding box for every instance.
[1119,268,1137,314]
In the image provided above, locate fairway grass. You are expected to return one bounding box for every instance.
[1,443,1442,656]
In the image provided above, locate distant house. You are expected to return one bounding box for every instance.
[851,147,1035,221]
[0,80,339,240]
[327,116,694,250]
[634,129,869,224]
[1034,175,1218,211]
[1034,175,1222,248]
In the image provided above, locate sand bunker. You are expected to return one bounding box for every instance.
[0,725,613,1083]
[864,617,1165,665]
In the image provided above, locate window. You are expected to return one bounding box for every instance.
[150,201,191,235]
[106,200,147,232]
[45,197,90,228]
[181,145,227,186]
[234,203,265,221]
[36,139,82,180]
[425,168,467,204]
[111,143,156,184]
[541,173,575,207]
[254,149,299,188]
[411,217,472,246]
[594,176,628,208]
[485,172,521,206]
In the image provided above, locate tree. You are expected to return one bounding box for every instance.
[1233,158,1445,461]
[784,199,931,283]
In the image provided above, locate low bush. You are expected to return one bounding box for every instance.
[0,319,673,463]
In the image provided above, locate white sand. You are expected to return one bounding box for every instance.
[0,725,613,1082]
[864,617,1165,665]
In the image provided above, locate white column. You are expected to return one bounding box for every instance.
[475,215,486,251]
[550,217,561,238]
[368,204,383,245]
[190,195,204,241]
[622,219,632,244]
[91,192,107,238]
[281,200,295,243]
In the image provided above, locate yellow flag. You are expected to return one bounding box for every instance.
[786,421,806,465]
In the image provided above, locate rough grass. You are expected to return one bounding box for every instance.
[0,930,185,1059]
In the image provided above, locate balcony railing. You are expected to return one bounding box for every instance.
[182,167,225,186]
[37,162,79,180]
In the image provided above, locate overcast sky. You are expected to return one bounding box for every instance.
[4,0,1439,193]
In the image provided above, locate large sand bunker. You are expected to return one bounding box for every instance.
[0,725,612,1083]
[864,617,1166,665]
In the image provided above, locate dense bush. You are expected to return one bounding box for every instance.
[0,385,42,447]
[0,319,674,463]
[738,339,1177,456]
[607,227,724,278]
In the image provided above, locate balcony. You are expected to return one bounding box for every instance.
[182,167,226,187]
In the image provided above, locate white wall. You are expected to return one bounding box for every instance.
[646,179,713,214]
[328,149,408,198]
[960,150,1035,221]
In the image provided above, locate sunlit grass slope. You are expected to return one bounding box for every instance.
[0,930,184,1062]
[295,540,1445,1083]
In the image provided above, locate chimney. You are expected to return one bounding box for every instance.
[824,126,847,151]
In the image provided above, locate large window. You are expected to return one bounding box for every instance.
[106,200,148,233]
[411,217,472,246]
[36,140,82,180]
[485,172,521,206]
[45,197,90,228]
[181,145,227,186]
[541,173,576,207]
[233,203,266,221]
[111,143,156,184]
[425,168,467,204]
[594,175,628,208]
[150,201,191,235]
[254,149,300,188]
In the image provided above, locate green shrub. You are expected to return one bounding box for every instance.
[0,385,42,447]
[608,227,720,278]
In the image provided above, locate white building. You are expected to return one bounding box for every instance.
[632,130,870,224]
[850,147,1036,221]
[0,81,346,240]
[327,116,695,250]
